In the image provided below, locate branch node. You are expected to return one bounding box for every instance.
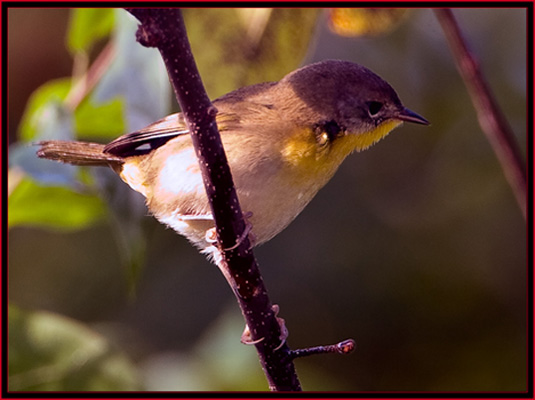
[207,104,219,117]
[135,23,163,48]
[126,8,164,47]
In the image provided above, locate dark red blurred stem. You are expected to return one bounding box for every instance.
[435,9,527,219]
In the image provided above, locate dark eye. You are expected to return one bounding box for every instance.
[367,101,383,117]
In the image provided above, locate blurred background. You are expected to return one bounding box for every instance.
[8,8,527,391]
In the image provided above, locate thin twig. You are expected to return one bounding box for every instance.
[434,9,527,219]
[290,339,356,360]
[125,8,301,391]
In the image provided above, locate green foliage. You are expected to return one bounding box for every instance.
[8,305,141,391]
[18,78,72,142]
[10,75,106,231]
[67,8,114,55]
[8,175,106,230]
[75,97,125,139]
[10,9,167,234]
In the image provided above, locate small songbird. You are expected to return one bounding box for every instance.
[37,59,429,262]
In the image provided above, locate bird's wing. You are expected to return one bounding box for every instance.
[104,113,189,157]
[103,108,243,159]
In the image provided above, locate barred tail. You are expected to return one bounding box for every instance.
[36,140,123,167]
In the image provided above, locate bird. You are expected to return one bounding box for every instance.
[36,59,429,263]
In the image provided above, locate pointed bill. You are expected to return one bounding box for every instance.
[397,107,430,125]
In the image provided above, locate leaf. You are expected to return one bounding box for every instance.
[8,305,142,391]
[328,8,408,37]
[8,175,106,230]
[74,97,125,140]
[67,8,115,55]
[9,143,79,188]
[18,79,72,142]
[13,94,81,188]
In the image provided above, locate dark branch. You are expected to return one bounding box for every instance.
[434,9,527,219]
[125,8,301,391]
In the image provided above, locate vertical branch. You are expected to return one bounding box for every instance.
[434,9,527,219]
[125,8,301,391]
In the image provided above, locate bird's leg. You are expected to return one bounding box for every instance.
[225,211,255,251]
[204,227,217,244]
[241,304,289,350]
[204,211,255,250]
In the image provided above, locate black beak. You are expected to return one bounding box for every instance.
[397,107,430,125]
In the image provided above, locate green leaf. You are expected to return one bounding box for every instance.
[18,79,72,142]
[8,175,106,230]
[9,143,79,189]
[13,95,80,188]
[67,8,114,55]
[8,305,142,391]
[75,97,125,140]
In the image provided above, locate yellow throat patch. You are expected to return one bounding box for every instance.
[281,119,403,176]
[350,119,403,152]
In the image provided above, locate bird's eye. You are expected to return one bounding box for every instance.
[367,101,383,117]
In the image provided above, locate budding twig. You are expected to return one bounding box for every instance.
[289,339,356,360]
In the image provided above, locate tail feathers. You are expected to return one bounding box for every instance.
[36,140,123,167]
